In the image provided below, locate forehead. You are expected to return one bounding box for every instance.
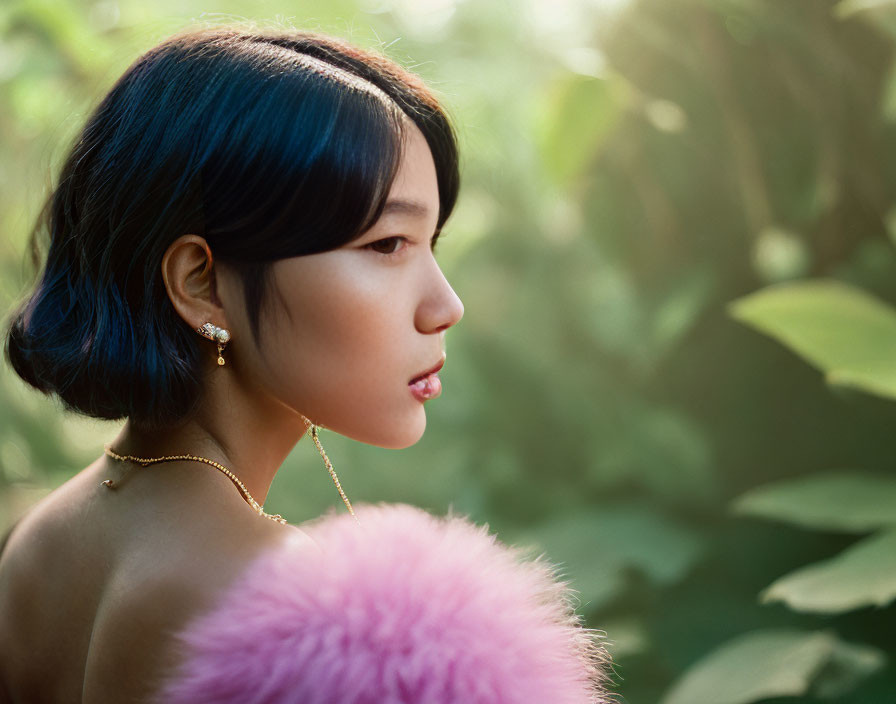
[381,121,438,222]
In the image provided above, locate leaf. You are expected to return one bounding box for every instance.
[761,529,896,613]
[598,617,650,659]
[660,629,884,704]
[650,266,717,359]
[813,638,888,698]
[536,73,625,187]
[589,404,717,504]
[732,471,896,532]
[519,505,704,611]
[728,279,896,400]
[835,0,896,42]
[835,0,896,20]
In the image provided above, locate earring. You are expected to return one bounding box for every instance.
[196,322,231,366]
[301,415,358,522]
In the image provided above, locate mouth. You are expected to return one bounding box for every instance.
[409,357,445,384]
[408,357,445,402]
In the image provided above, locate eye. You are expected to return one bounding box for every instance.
[366,236,408,257]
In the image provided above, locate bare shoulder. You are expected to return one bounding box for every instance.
[0,457,314,703]
[83,511,304,703]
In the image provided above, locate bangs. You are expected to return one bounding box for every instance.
[194,43,408,261]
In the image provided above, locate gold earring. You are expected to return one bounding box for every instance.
[301,415,357,522]
[196,322,230,366]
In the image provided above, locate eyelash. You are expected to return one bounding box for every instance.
[366,235,441,258]
[366,236,408,257]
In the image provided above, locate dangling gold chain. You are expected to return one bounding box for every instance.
[309,425,356,518]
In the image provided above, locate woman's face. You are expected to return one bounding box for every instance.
[231,121,464,448]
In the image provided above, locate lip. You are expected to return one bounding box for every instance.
[410,357,445,383]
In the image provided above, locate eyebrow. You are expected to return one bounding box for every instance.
[380,198,433,219]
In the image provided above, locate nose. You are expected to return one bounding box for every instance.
[416,260,464,334]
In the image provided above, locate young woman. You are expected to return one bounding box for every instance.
[0,26,608,703]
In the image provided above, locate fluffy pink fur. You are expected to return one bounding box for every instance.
[155,503,610,703]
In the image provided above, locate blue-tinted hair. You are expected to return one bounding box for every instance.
[4,27,459,430]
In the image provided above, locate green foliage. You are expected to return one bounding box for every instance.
[519,504,704,611]
[729,280,896,400]
[835,0,896,34]
[729,275,896,621]
[660,629,886,704]
[536,73,625,188]
[733,471,896,532]
[761,528,896,613]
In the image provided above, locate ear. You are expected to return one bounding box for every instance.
[161,235,229,332]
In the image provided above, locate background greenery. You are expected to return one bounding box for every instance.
[3,0,896,701]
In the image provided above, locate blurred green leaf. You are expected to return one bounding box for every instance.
[835,0,896,42]
[599,616,650,659]
[761,529,896,612]
[537,73,624,187]
[729,279,896,400]
[732,471,896,532]
[660,629,884,704]
[813,637,888,698]
[650,266,716,354]
[521,505,704,611]
[835,0,896,20]
[589,404,717,504]
[883,58,896,123]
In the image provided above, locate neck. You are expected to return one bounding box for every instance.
[108,370,309,506]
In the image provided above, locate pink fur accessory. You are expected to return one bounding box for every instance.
[155,503,610,703]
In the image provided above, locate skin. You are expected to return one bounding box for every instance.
[115,118,463,505]
[0,120,463,702]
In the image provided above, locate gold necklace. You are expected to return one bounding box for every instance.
[102,444,288,525]
[101,425,358,525]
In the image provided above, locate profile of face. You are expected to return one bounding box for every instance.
[217,120,464,449]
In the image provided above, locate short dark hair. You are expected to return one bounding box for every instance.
[4,26,459,430]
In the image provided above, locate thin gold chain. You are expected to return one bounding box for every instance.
[309,425,356,519]
[102,444,288,525]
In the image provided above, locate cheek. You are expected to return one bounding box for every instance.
[285,268,400,375]
[255,258,423,444]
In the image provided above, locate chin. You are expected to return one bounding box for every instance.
[355,408,427,450]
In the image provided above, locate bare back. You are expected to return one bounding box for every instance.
[0,456,297,703]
